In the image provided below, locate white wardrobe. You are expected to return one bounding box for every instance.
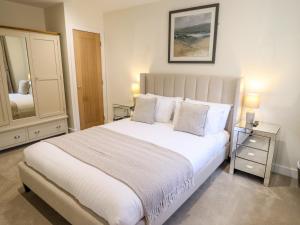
[0,26,68,150]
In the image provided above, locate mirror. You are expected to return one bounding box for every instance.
[0,35,36,120]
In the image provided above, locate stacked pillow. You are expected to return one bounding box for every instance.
[185,99,232,135]
[131,96,157,124]
[147,94,182,123]
[131,94,182,124]
[131,94,232,136]
[173,102,209,136]
[18,80,30,95]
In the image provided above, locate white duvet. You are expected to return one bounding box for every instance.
[24,119,229,225]
[9,93,34,113]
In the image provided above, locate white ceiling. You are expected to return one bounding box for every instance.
[5,0,159,11]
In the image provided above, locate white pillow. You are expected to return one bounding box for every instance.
[18,80,30,95]
[185,99,232,135]
[173,98,183,125]
[147,94,182,123]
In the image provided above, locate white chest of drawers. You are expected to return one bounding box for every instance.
[229,121,280,186]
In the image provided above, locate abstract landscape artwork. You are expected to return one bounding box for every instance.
[168,4,219,63]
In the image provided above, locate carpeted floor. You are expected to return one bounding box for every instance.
[0,145,299,225]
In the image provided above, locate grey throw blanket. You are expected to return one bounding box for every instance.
[44,127,194,225]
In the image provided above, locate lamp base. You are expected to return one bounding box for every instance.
[246,111,255,124]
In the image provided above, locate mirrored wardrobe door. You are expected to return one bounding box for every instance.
[27,33,65,118]
[0,33,37,120]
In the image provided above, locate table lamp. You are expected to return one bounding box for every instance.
[244,93,260,126]
[131,83,140,105]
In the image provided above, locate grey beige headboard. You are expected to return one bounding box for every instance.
[140,73,244,135]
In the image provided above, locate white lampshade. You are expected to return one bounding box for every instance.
[131,83,140,98]
[244,93,260,109]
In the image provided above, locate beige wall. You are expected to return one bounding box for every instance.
[44,1,108,131]
[63,0,107,131]
[44,3,75,129]
[104,0,300,177]
[0,0,45,30]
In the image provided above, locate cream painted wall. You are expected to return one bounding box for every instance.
[104,0,300,177]
[64,0,107,130]
[62,0,108,131]
[44,1,108,131]
[0,0,45,30]
[44,3,75,129]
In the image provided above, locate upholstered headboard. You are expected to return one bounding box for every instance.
[140,73,244,135]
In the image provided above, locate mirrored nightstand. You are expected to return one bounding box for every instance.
[229,121,280,186]
[113,104,134,121]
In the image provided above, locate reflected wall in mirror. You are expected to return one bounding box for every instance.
[0,35,36,120]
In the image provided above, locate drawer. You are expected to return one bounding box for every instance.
[236,146,268,165]
[235,158,265,178]
[237,132,270,151]
[28,120,67,140]
[0,128,27,148]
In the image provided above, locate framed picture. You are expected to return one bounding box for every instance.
[168,4,219,63]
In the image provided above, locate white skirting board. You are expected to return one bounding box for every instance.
[273,164,298,179]
[68,127,77,133]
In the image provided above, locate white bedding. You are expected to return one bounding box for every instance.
[9,93,34,113]
[24,119,229,225]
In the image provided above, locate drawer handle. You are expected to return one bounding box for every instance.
[14,135,20,139]
[246,165,253,169]
[247,152,255,157]
[34,130,40,135]
[56,125,61,129]
[249,139,257,143]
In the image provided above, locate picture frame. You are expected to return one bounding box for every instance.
[168,4,219,63]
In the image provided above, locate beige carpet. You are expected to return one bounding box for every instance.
[0,145,299,225]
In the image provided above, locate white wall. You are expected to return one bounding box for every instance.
[104,0,300,177]
[62,0,108,131]
[0,0,45,30]
[44,3,75,128]
[44,0,107,131]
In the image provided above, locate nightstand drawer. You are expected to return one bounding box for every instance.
[236,146,268,164]
[235,158,265,178]
[237,132,270,151]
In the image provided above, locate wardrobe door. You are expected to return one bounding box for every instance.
[0,43,9,127]
[27,33,65,118]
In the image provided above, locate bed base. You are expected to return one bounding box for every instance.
[18,146,227,225]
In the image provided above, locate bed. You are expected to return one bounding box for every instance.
[9,93,35,119]
[18,73,243,225]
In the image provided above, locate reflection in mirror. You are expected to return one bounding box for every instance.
[0,35,36,120]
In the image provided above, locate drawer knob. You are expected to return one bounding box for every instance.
[56,125,61,129]
[14,135,20,139]
[249,139,257,143]
[247,152,255,157]
[34,130,40,135]
[246,165,253,169]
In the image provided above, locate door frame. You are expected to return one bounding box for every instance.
[67,25,108,131]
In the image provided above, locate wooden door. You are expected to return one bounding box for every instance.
[27,33,66,118]
[73,30,104,130]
